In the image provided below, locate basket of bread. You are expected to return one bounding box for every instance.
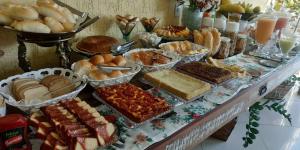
[123,48,181,73]
[72,54,141,88]
[159,41,208,65]
[0,0,98,38]
[0,68,86,111]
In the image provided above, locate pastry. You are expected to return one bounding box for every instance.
[160,41,207,56]
[88,70,108,80]
[177,62,234,84]
[115,14,139,34]
[102,54,114,63]
[144,70,211,100]
[89,55,104,65]
[44,17,65,33]
[154,25,190,39]
[112,55,126,66]
[76,36,119,54]
[0,11,12,25]
[108,70,123,78]
[203,30,213,54]
[73,60,93,77]
[130,50,171,66]
[211,28,221,56]
[11,20,51,33]
[34,5,68,24]
[5,5,39,20]
[97,83,170,123]
[193,30,204,45]
[140,17,159,32]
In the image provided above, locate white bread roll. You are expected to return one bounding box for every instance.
[12,20,51,33]
[44,17,64,33]
[57,6,76,24]
[0,0,36,5]
[34,5,67,23]
[73,60,93,77]
[5,5,39,20]
[0,11,12,25]
[36,0,57,7]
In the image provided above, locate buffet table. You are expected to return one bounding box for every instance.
[6,53,300,150]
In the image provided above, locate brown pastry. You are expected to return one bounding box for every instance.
[177,62,233,84]
[193,30,204,45]
[112,56,126,66]
[108,70,123,78]
[211,28,221,56]
[90,55,105,65]
[73,60,93,76]
[203,30,213,54]
[76,36,119,54]
[88,70,108,80]
[102,54,114,63]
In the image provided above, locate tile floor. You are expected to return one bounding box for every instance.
[193,84,300,150]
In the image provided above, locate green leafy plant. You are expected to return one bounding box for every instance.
[242,100,292,147]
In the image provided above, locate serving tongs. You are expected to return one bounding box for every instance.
[97,65,132,72]
[111,41,136,55]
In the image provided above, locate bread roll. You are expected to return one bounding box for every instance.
[61,21,74,32]
[105,62,117,67]
[90,55,105,65]
[112,56,126,66]
[103,54,114,63]
[6,5,39,20]
[34,5,67,23]
[12,20,51,33]
[211,28,221,56]
[37,0,57,7]
[44,17,64,33]
[88,70,108,80]
[57,6,76,24]
[0,0,36,6]
[73,60,93,76]
[0,11,12,25]
[108,70,123,78]
[193,30,204,45]
[203,30,213,55]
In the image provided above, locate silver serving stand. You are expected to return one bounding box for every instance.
[0,0,99,72]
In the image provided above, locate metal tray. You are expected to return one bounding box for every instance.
[139,78,210,104]
[92,92,174,129]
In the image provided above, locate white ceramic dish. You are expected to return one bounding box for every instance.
[0,68,86,112]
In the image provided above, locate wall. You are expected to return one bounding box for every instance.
[0,0,270,79]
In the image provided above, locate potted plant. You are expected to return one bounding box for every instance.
[181,0,219,30]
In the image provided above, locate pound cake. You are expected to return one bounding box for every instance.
[144,70,211,100]
[96,83,170,123]
[177,62,233,84]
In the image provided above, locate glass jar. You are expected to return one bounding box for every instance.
[235,34,248,54]
[225,22,239,56]
[201,17,214,29]
[214,17,227,33]
[214,37,231,59]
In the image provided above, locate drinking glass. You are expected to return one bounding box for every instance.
[116,22,137,42]
[254,15,278,56]
[279,29,296,59]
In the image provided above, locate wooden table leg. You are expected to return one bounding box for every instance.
[17,39,31,72]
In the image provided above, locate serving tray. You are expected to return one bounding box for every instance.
[92,92,174,129]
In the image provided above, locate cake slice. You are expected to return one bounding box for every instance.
[144,70,211,100]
